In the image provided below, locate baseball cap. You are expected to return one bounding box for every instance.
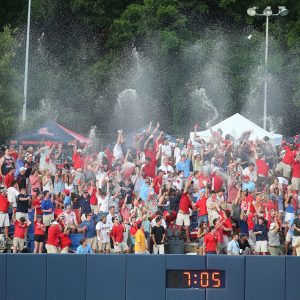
[51,220,58,225]
[19,167,27,172]
[63,189,70,195]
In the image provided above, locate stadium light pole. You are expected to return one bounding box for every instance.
[247,6,288,130]
[22,0,32,123]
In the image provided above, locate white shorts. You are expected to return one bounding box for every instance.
[292,236,300,247]
[0,213,10,227]
[255,240,268,253]
[153,244,165,254]
[285,212,294,223]
[175,212,190,227]
[286,232,293,243]
[114,242,129,253]
[16,212,29,220]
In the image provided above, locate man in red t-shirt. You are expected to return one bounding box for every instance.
[203,226,218,254]
[275,143,297,178]
[152,170,164,195]
[142,157,156,179]
[13,216,31,253]
[59,227,72,253]
[0,188,10,239]
[111,217,129,253]
[4,168,15,188]
[175,180,195,242]
[291,152,300,192]
[72,142,85,170]
[46,220,61,253]
[195,188,208,226]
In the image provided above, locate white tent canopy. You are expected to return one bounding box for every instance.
[190,113,282,145]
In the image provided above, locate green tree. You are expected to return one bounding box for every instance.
[0,26,21,141]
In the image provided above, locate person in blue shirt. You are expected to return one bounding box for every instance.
[253,217,268,255]
[76,238,94,254]
[176,154,191,178]
[63,189,71,207]
[241,175,255,192]
[41,190,54,228]
[78,213,97,253]
[227,233,240,255]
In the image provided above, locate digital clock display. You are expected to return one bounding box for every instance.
[167,270,225,289]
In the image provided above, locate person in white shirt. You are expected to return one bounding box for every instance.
[96,166,107,189]
[113,130,124,160]
[106,206,120,229]
[7,181,19,208]
[96,215,111,253]
[160,138,172,164]
[158,158,174,183]
[97,182,110,213]
[227,233,240,255]
[242,162,257,183]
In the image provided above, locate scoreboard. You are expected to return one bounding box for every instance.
[0,254,298,300]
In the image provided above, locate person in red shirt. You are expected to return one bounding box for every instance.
[33,208,46,253]
[152,170,164,195]
[175,180,194,242]
[142,157,156,179]
[111,217,129,253]
[203,226,218,254]
[59,227,72,253]
[275,143,297,178]
[13,216,31,253]
[211,169,224,192]
[220,210,233,248]
[0,188,10,239]
[72,142,85,170]
[46,220,61,253]
[256,154,269,191]
[291,151,300,192]
[32,192,43,216]
[195,188,208,226]
[4,168,15,188]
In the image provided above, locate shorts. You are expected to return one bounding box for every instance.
[153,244,165,254]
[16,212,28,220]
[46,244,58,253]
[292,236,300,248]
[114,241,129,253]
[286,232,293,243]
[276,162,292,178]
[285,212,294,223]
[97,241,111,252]
[43,213,54,227]
[60,246,69,253]
[291,177,300,191]
[0,213,10,227]
[86,237,97,250]
[268,246,283,256]
[13,237,25,250]
[34,235,45,243]
[175,212,190,227]
[197,215,208,227]
[91,204,99,214]
[255,240,268,253]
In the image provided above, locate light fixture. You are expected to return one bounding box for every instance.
[278,6,288,16]
[263,6,273,17]
[247,7,257,17]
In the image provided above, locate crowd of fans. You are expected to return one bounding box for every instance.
[1,122,300,256]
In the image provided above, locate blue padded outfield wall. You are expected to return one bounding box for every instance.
[0,254,298,300]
